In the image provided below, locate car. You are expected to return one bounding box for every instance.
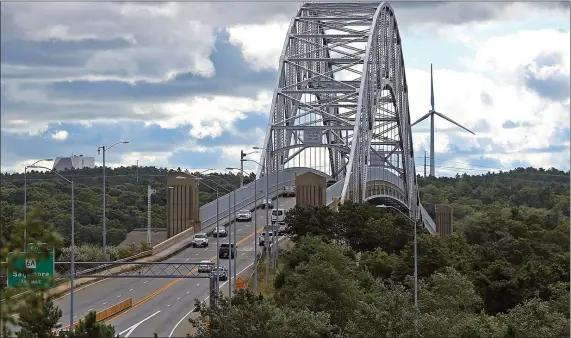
[198,260,213,273]
[218,243,237,259]
[258,230,277,246]
[282,186,296,197]
[261,199,274,209]
[211,266,228,281]
[210,227,228,237]
[192,233,209,248]
[271,208,286,225]
[236,210,252,222]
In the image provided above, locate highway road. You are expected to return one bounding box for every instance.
[53,197,295,337]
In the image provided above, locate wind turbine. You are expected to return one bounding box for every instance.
[411,64,475,177]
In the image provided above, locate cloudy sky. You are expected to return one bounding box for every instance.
[1,1,570,177]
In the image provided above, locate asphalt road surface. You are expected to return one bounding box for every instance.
[54,197,295,337]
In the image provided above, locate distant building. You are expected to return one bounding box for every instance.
[53,155,95,171]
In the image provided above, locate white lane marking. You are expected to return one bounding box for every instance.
[119,310,161,337]
[117,295,121,298]
[186,291,190,294]
[168,262,255,338]
[177,297,181,300]
[167,304,171,307]
[195,253,199,256]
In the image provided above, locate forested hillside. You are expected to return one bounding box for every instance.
[1,166,568,249]
[191,167,570,338]
[1,166,254,249]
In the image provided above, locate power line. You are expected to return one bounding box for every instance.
[414,156,570,177]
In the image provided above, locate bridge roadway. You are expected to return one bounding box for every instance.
[53,197,296,337]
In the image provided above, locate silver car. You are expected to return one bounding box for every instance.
[236,210,252,222]
[197,260,213,273]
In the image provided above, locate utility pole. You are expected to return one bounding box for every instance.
[424,151,427,178]
[147,184,156,248]
[240,150,246,187]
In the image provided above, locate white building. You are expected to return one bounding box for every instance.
[53,155,95,171]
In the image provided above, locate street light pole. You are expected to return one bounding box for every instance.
[377,204,419,335]
[215,188,220,304]
[23,159,53,248]
[98,141,129,259]
[28,165,75,332]
[147,184,156,248]
[70,179,75,331]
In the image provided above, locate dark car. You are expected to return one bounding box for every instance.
[211,267,228,281]
[261,199,274,209]
[218,243,237,259]
[209,228,228,237]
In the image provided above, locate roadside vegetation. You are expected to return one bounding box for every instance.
[189,167,570,338]
[1,167,251,263]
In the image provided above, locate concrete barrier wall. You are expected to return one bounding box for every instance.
[152,226,195,255]
[97,298,133,321]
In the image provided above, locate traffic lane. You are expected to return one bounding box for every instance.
[55,241,228,324]
[115,252,257,337]
[54,248,212,325]
[53,210,268,324]
[100,208,271,334]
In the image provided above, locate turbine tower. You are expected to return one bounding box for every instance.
[411,64,475,177]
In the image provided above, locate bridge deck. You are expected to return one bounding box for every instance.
[196,167,435,235]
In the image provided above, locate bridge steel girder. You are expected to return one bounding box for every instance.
[258,2,420,220]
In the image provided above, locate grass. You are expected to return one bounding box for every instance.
[248,250,284,298]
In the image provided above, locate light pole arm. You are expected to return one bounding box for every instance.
[27,165,71,183]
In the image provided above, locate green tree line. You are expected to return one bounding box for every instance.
[189,167,569,337]
[1,166,254,250]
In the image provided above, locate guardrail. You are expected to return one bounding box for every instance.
[151,227,195,255]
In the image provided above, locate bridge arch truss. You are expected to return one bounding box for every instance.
[259,2,420,219]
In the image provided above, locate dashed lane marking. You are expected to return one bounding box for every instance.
[105,226,265,323]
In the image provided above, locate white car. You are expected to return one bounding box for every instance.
[271,208,286,225]
[197,260,213,273]
[192,233,209,248]
[236,210,252,222]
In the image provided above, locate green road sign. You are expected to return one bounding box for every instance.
[7,243,55,289]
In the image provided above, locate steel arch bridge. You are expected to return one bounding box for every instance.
[257,2,435,231]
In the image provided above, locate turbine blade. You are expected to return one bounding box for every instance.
[433,111,475,135]
[411,111,432,127]
[430,64,435,111]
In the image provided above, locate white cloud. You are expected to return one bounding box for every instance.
[137,90,273,136]
[227,22,290,70]
[2,2,569,175]
[51,130,69,141]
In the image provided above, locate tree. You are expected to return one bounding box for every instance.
[189,290,336,338]
[15,294,61,338]
[68,311,117,338]
[284,205,337,242]
[1,209,63,337]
